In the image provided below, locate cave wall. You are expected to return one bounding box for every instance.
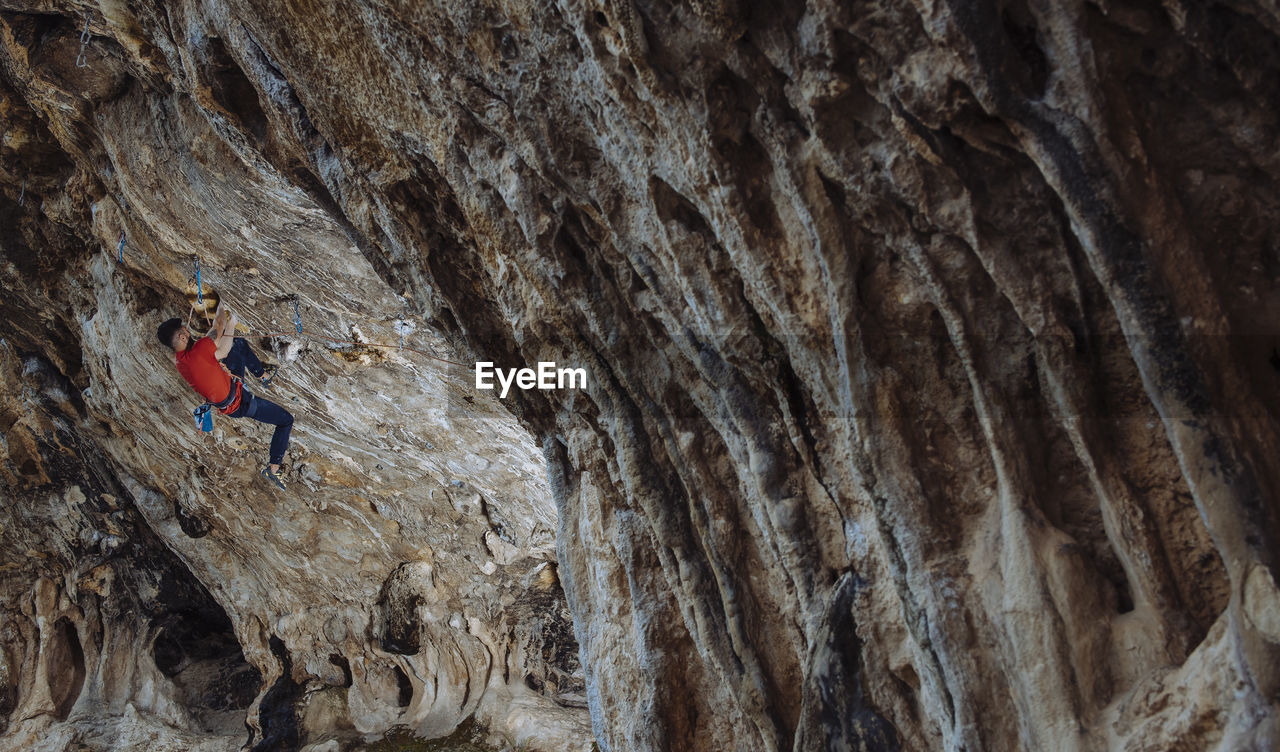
[0,3,591,749]
[0,346,259,751]
[2,0,1280,750]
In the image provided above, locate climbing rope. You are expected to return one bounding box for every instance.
[116,231,125,264]
[75,19,90,69]
[244,325,468,368]
[180,255,467,368]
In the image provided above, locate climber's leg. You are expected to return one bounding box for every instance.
[221,337,265,379]
[245,392,294,470]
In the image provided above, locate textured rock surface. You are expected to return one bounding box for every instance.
[3,0,1280,751]
[0,5,590,749]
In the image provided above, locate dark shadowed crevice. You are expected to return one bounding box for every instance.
[0,679,13,735]
[251,636,301,752]
[795,573,899,751]
[377,563,425,656]
[48,617,85,720]
[174,500,211,538]
[393,665,413,707]
[145,549,261,734]
[1000,6,1049,98]
[650,175,714,238]
[706,66,782,236]
[152,606,260,728]
[197,35,270,145]
[328,654,353,688]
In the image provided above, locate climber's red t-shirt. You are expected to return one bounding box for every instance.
[175,337,231,405]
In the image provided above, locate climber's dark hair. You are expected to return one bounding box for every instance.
[157,318,184,349]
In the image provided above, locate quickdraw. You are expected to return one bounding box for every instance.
[76,19,91,69]
[193,255,204,308]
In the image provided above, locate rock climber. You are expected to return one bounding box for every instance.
[157,304,292,490]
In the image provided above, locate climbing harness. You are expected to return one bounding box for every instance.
[75,19,90,69]
[213,377,244,415]
[116,231,125,264]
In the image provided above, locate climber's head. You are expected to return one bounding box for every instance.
[157,318,188,351]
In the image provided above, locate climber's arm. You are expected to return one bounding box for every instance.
[208,303,237,359]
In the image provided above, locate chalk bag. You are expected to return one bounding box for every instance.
[193,403,213,433]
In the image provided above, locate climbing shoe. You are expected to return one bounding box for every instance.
[261,466,287,490]
[258,364,279,388]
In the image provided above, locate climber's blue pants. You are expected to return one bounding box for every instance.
[228,389,293,467]
[221,337,265,379]
[223,339,292,466]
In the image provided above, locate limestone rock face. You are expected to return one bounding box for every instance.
[0,5,589,749]
[2,1,1280,751]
